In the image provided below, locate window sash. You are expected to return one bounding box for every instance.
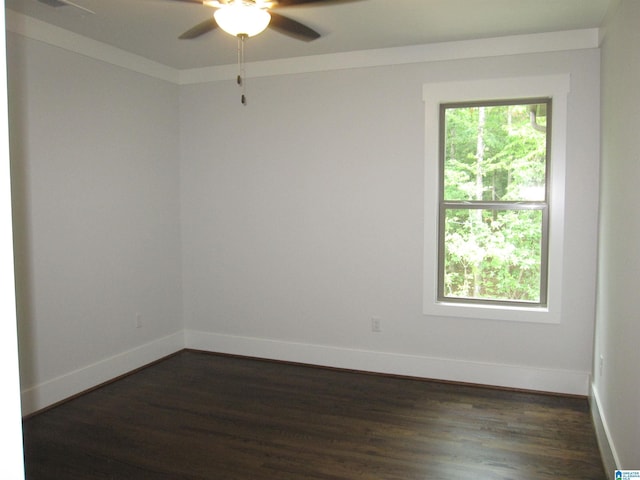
[437,204,549,307]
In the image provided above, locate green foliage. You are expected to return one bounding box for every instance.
[441,102,548,303]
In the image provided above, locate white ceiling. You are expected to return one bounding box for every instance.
[5,0,612,70]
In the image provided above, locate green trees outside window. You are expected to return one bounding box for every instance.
[439,99,551,305]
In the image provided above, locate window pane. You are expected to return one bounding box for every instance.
[443,102,548,202]
[441,208,543,303]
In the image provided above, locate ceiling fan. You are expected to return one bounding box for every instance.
[170,0,357,42]
[169,0,358,105]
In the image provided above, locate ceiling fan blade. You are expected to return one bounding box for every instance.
[268,12,320,41]
[179,18,219,39]
[272,0,360,7]
[37,0,95,14]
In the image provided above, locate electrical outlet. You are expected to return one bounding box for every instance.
[135,313,143,329]
[371,318,382,333]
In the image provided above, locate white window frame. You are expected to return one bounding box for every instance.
[423,75,569,323]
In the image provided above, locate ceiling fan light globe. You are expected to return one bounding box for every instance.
[214,4,271,37]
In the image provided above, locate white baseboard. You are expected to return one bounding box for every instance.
[21,329,592,416]
[590,384,620,472]
[185,330,591,396]
[21,331,185,415]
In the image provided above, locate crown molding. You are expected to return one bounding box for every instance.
[179,29,599,84]
[6,10,599,86]
[5,10,179,83]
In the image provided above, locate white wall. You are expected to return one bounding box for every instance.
[6,15,603,421]
[7,32,184,414]
[594,0,640,469]
[180,48,601,395]
[0,2,26,478]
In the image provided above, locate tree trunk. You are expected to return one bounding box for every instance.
[472,107,486,297]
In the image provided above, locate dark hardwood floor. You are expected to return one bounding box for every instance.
[22,350,606,479]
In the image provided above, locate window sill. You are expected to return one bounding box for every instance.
[424,298,559,324]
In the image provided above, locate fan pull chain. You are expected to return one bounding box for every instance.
[237,34,248,106]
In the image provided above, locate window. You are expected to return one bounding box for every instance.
[423,75,569,323]
[438,99,551,307]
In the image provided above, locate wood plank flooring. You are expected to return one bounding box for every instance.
[22,350,606,479]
